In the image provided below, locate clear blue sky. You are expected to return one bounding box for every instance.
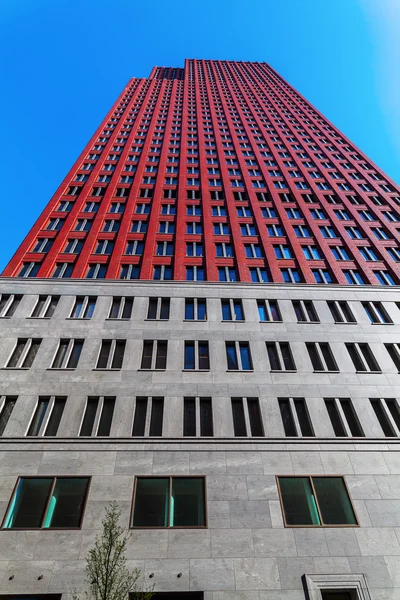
[1,0,399,273]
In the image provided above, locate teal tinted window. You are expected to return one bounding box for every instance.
[279,477,320,525]
[313,477,357,525]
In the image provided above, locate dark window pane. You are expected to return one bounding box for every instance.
[22,340,41,368]
[240,344,252,370]
[281,343,294,370]
[185,342,195,370]
[279,399,297,436]
[232,398,247,436]
[313,477,357,525]
[226,343,238,369]
[340,400,363,437]
[133,478,169,527]
[45,478,89,528]
[132,398,147,436]
[279,477,321,525]
[307,343,324,370]
[270,301,281,321]
[4,478,53,528]
[247,398,264,436]
[110,298,121,318]
[184,398,196,436]
[97,397,115,436]
[370,399,396,436]
[147,298,158,319]
[234,301,244,320]
[328,301,342,322]
[149,398,164,436]
[141,341,153,369]
[185,299,194,320]
[325,399,347,436]
[221,301,232,320]
[200,398,213,436]
[171,478,205,526]
[160,298,170,320]
[386,399,400,430]
[198,342,210,369]
[360,344,380,371]
[80,398,98,436]
[67,340,83,368]
[111,340,125,369]
[197,300,207,320]
[27,398,49,436]
[155,341,167,369]
[122,297,134,319]
[294,399,314,436]
[267,343,281,370]
[97,341,111,368]
[44,398,66,436]
[0,397,16,436]
[346,344,364,371]
[52,340,68,368]
[320,344,337,371]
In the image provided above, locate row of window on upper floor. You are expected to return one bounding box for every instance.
[3,335,400,375]
[0,474,357,530]
[1,293,399,325]
[1,394,399,440]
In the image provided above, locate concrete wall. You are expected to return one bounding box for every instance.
[0,278,399,599]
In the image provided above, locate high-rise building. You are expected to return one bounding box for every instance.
[0,60,400,599]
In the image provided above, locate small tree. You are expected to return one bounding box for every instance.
[72,501,154,600]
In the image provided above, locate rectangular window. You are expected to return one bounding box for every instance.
[257,299,281,322]
[31,295,59,318]
[184,341,210,370]
[2,476,90,529]
[231,397,264,437]
[140,340,168,370]
[132,397,164,437]
[183,397,213,436]
[96,340,126,369]
[51,339,84,369]
[325,398,364,437]
[0,294,22,318]
[79,397,116,436]
[221,299,244,321]
[185,298,207,320]
[7,338,41,368]
[363,301,392,324]
[27,396,66,437]
[132,476,206,528]
[70,296,96,319]
[306,342,339,372]
[385,343,400,371]
[327,301,356,323]
[279,398,314,437]
[109,297,134,319]
[225,341,253,370]
[370,398,400,437]
[292,300,319,322]
[346,343,381,372]
[0,396,17,436]
[147,297,170,320]
[277,476,358,526]
[266,342,296,371]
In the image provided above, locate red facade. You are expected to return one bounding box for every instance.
[3,60,400,285]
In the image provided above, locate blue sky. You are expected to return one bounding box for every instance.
[1,0,399,272]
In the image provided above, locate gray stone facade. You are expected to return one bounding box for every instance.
[0,277,400,599]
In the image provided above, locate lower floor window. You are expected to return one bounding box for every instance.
[2,477,90,529]
[132,476,206,528]
[277,476,357,527]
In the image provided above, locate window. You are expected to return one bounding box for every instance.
[86,264,107,279]
[306,342,339,372]
[0,294,22,318]
[370,398,400,437]
[2,477,90,529]
[132,476,206,528]
[346,343,381,372]
[327,301,356,323]
[375,270,396,286]
[183,397,213,436]
[184,341,210,370]
[140,340,168,370]
[250,267,270,282]
[51,339,84,369]
[277,476,357,526]
[70,296,96,319]
[125,241,144,256]
[18,262,41,278]
[257,299,281,322]
[225,342,253,370]
[221,299,244,321]
[279,398,314,437]
[27,396,66,436]
[132,397,164,437]
[7,338,41,368]
[96,340,126,369]
[362,301,392,324]
[185,298,207,320]
[0,396,17,436]
[385,343,400,371]
[120,264,140,280]
[79,397,116,436]
[292,300,319,322]
[64,239,84,254]
[31,295,59,318]
[266,342,296,371]
[313,269,333,284]
[218,267,237,282]
[52,263,74,278]
[147,297,170,320]
[344,270,364,285]
[325,398,364,437]
[231,397,264,437]
[154,265,173,280]
[109,297,133,319]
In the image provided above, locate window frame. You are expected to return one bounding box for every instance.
[130,475,207,529]
[276,475,359,528]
